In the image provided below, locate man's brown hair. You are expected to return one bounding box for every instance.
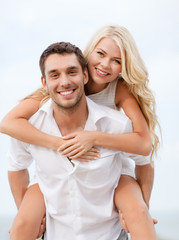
[39,42,86,78]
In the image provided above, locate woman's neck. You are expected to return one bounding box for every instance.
[85,77,108,95]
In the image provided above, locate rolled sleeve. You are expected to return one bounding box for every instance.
[121,150,151,166]
[120,153,135,178]
[7,138,33,171]
[120,152,151,179]
[129,153,151,166]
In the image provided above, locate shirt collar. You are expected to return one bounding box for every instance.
[38,97,109,130]
[39,99,54,117]
[85,97,109,131]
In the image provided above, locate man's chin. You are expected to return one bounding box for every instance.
[54,100,79,110]
[52,92,84,111]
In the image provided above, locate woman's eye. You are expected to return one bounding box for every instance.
[114,59,121,64]
[97,51,104,56]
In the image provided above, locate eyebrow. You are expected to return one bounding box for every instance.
[47,69,58,76]
[47,66,79,76]
[97,47,121,60]
[67,66,79,71]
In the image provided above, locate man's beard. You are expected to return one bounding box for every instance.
[53,91,84,114]
[48,83,85,114]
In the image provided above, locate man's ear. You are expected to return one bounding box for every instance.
[83,67,88,85]
[41,76,48,90]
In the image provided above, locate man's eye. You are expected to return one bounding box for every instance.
[51,74,58,78]
[69,71,77,74]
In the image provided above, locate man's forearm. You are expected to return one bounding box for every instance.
[135,163,154,208]
[8,169,29,209]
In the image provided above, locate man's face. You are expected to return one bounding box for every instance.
[42,53,88,110]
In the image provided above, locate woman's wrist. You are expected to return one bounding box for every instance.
[43,134,64,151]
[92,131,103,146]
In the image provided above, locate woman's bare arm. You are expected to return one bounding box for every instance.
[0,98,64,150]
[114,80,152,155]
[92,83,152,155]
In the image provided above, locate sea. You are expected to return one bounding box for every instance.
[0,211,179,240]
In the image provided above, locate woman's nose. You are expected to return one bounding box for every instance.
[101,57,110,69]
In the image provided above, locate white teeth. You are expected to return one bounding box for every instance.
[96,68,108,75]
[60,90,73,95]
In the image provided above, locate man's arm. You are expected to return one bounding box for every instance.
[8,170,29,209]
[135,163,154,208]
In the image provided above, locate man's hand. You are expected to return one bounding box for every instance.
[37,215,46,238]
[119,210,129,233]
[153,218,158,224]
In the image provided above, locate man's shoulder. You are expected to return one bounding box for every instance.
[28,99,52,125]
[86,97,132,134]
[86,96,130,123]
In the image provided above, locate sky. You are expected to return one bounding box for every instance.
[0,0,179,230]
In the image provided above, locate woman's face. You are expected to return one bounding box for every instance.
[88,37,122,86]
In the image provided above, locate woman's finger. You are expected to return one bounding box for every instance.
[57,139,77,152]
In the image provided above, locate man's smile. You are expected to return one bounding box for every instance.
[58,89,76,97]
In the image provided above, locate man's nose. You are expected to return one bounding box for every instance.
[59,74,71,87]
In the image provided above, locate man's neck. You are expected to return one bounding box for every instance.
[52,95,88,136]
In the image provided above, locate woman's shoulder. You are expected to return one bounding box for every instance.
[115,78,132,105]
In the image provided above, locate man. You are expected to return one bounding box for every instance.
[7,42,153,240]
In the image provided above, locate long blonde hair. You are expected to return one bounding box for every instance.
[83,25,161,161]
[22,87,50,107]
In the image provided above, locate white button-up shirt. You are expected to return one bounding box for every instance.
[7,97,149,240]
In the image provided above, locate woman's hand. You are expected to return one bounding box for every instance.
[70,147,100,162]
[57,131,96,159]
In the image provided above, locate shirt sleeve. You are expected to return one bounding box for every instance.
[120,152,135,178]
[7,138,33,171]
[123,152,151,166]
[130,153,151,165]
